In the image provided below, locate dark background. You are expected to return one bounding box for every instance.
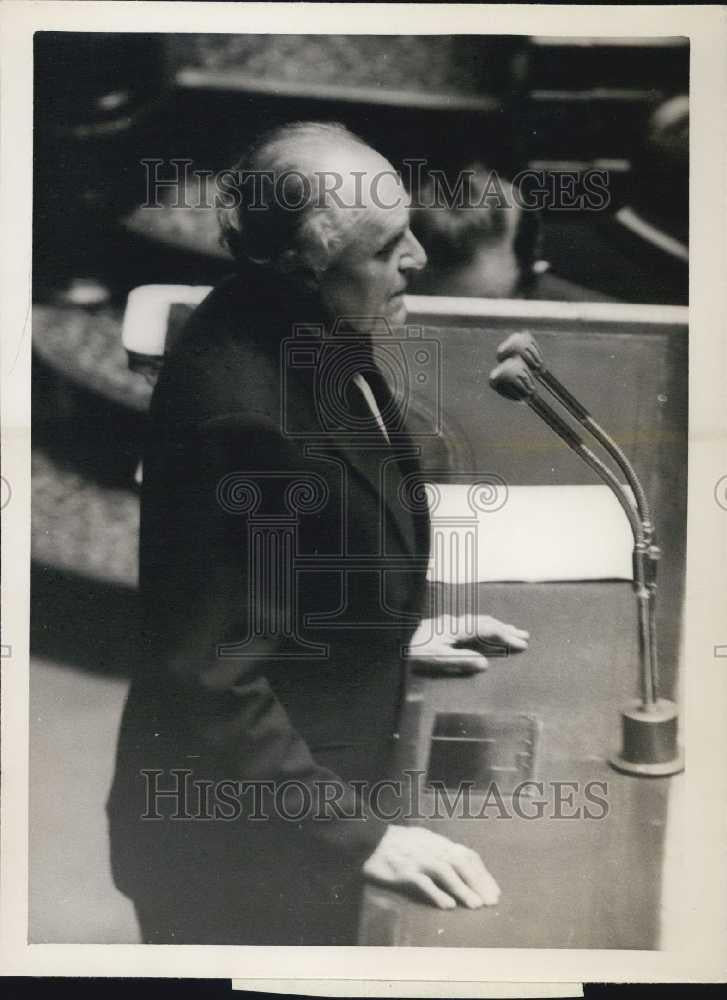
[33,32,689,301]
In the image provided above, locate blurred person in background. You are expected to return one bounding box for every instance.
[609,94,688,273]
[409,164,613,302]
[530,97,688,306]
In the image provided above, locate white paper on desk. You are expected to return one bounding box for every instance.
[425,484,633,583]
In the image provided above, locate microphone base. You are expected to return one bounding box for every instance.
[609,698,685,777]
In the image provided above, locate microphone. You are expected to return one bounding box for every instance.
[496,333,652,533]
[489,351,683,777]
[496,332,544,372]
[488,355,536,400]
[489,358,642,538]
[496,332,662,706]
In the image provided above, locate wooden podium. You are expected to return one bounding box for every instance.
[359,581,674,949]
[359,296,686,949]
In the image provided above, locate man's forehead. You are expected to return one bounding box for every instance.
[316,146,403,204]
[309,143,410,257]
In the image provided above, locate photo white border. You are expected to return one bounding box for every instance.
[1,1,725,983]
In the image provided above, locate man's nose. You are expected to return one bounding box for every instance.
[401,230,427,272]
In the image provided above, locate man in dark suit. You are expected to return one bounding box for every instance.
[107,122,528,945]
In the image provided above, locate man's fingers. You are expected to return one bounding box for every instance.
[502,623,530,643]
[363,828,502,911]
[488,625,528,644]
[409,635,489,674]
[410,647,488,676]
[408,616,529,668]
[501,633,529,651]
[426,860,485,909]
[473,631,527,651]
[410,663,488,677]
[449,848,501,906]
[437,647,489,671]
[408,872,457,910]
[472,616,529,638]
[472,620,529,652]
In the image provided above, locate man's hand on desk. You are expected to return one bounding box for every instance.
[362,825,500,910]
[407,614,529,676]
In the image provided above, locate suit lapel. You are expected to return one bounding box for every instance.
[280,335,430,562]
[351,367,431,562]
[331,434,422,559]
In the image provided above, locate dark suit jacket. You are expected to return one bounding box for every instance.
[107,267,431,942]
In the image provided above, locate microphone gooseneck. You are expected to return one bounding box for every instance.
[489,358,644,544]
[489,334,683,776]
[489,351,654,709]
[496,332,653,533]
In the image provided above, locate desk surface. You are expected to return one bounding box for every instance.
[360,581,674,949]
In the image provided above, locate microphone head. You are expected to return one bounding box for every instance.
[496,331,544,370]
[489,356,537,401]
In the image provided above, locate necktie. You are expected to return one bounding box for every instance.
[352,372,391,444]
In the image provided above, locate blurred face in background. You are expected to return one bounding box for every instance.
[410,201,523,299]
[450,234,521,298]
[408,169,534,300]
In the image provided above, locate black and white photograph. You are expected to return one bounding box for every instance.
[1,0,725,986]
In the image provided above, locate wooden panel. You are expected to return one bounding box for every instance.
[377,310,686,492]
[376,300,687,699]
[359,582,672,949]
[364,303,686,947]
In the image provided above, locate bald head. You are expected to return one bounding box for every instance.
[218,122,411,282]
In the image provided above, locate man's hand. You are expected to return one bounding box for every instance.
[407,614,529,676]
[362,825,500,909]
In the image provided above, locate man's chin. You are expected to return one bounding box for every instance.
[388,295,408,325]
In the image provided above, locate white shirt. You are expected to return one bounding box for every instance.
[352,372,390,444]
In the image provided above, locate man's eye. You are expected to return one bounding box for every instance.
[377,235,402,258]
